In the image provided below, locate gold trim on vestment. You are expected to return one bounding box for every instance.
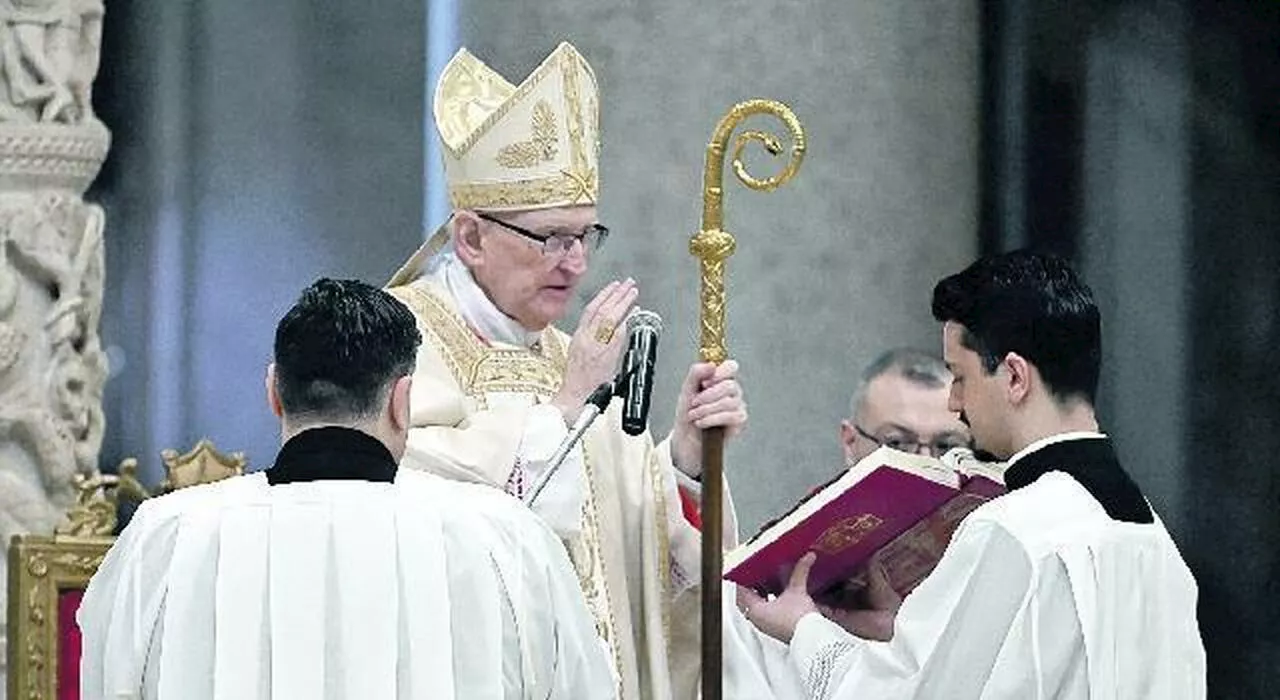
[651,450,675,657]
[578,445,624,699]
[387,281,628,685]
[387,284,568,395]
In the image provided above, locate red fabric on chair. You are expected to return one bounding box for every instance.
[59,588,85,700]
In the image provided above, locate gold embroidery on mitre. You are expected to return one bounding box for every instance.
[432,42,600,211]
[495,100,560,168]
[561,54,587,175]
[448,171,598,210]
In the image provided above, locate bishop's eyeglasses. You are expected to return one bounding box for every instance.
[476,212,610,257]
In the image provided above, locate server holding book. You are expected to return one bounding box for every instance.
[726,251,1206,700]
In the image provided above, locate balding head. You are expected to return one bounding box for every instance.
[840,348,970,464]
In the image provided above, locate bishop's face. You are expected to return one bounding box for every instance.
[942,321,1015,459]
[463,205,598,331]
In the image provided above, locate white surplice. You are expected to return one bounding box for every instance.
[387,254,736,700]
[722,436,1206,700]
[76,469,614,700]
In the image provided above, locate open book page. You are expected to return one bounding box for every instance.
[944,447,1006,494]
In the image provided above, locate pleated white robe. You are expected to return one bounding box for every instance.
[77,469,614,700]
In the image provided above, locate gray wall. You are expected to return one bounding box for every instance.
[1078,1,1191,536]
[455,0,979,530]
[94,0,425,483]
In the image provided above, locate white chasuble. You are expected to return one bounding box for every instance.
[389,276,734,700]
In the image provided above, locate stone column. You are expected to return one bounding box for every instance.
[0,0,110,681]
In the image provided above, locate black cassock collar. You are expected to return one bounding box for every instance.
[1004,436,1153,524]
[266,426,397,485]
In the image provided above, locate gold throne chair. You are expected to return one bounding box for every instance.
[6,440,247,700]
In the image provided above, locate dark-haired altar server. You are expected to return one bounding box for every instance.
[729,251,1206,700]
[78,278,614,699]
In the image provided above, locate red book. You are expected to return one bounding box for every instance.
[724,446,1005,601]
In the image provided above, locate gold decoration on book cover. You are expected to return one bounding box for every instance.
[813,513,884,555]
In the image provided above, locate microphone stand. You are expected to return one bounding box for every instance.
[524,363,637,506]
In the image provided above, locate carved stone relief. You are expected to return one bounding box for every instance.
[0,0,109,683]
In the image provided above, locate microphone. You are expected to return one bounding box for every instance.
[621,309,662,436]
[526,379,614,505]
[526,313,660,505]
[526,358,645,505]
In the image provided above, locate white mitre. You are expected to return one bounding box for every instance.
[389,42,601,287]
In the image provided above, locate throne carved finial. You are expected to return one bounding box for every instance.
[159,438,246,493]
[54,458,151,537]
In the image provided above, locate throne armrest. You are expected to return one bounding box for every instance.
[6,533,112,700]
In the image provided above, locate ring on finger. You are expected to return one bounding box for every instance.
[594,319,617,344]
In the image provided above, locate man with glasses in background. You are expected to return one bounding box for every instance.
[384,43,747,700]
[839,347,972,466]
[719,350,977,697]
[693,348,972,534]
